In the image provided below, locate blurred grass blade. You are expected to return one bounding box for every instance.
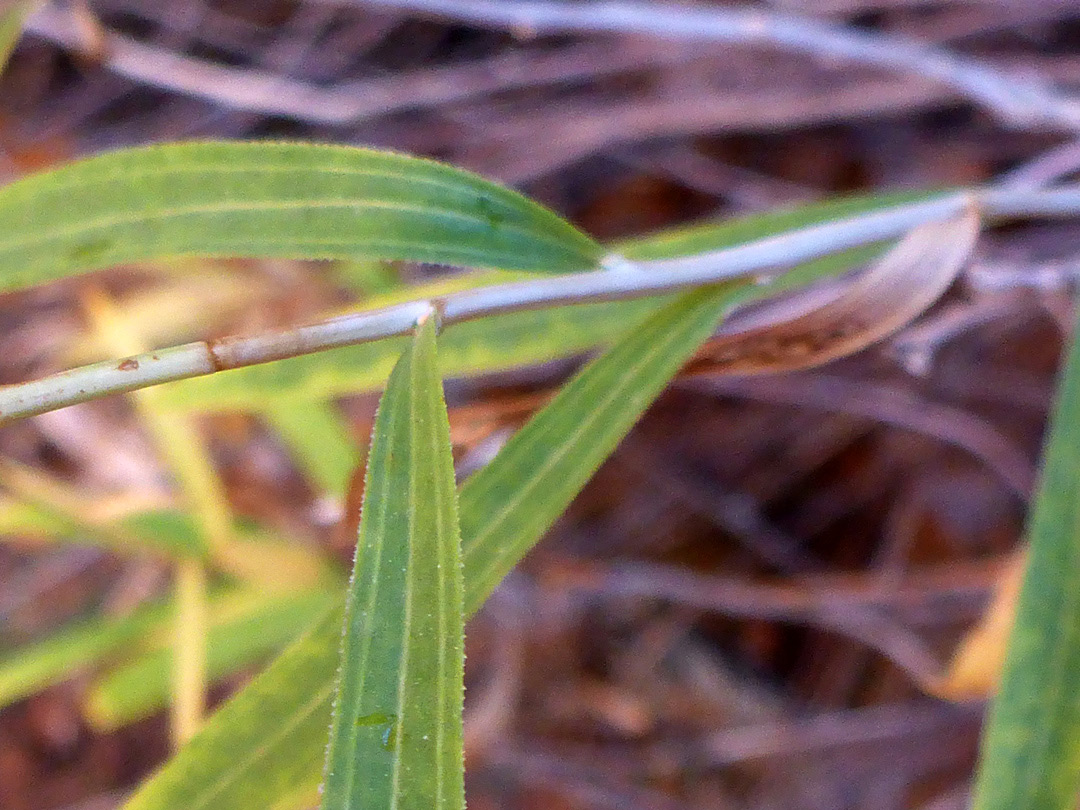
[85,283,229,744]
[0,600,170,709]
[117,509,212,559]
[213,530,334,593]
[972,316,1080,810]
[125,606,344,810]
[330,258,403,297]
[321,315,464,810]
[0,1,37,71]
[157,190,942,413]
[0,461,210,557]
[0,583,336,717]
[0,141,602,293]
[938,552,1024,699]
[262,401,360,497]
[0,497,84,541]
[83,588,337,731]
[62,267,275,366]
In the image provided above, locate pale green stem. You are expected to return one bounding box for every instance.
[1,185,1078,425]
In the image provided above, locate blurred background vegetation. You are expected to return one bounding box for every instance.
[1,2,1079,809]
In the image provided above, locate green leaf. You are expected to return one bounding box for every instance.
[616,188,938,261]
[972,317,1080,810]
[0,141,602,293]
[0,460,210,558]
[127,606,344,810]
[262,401,360,496]
[84,587,338,730]
[0,497,74,540]
[119,285,744,810]
[329,259,403,297]
[458,286,746,614]
[0,1,37,72]
[0,499,209,559]
[0,600,170,709]
[118,191,947,810]
[155,190,937,413]
[118,509,213,558]
[321,316,464,810]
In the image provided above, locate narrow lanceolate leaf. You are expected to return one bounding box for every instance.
[321,315,464,810]
[972,313,1080,810]
[458,287,746,614]
[156,189,933,413]
[0,141,602,293]
[125,607,344,810]
[120,284,749,810]
[117,196,952,810]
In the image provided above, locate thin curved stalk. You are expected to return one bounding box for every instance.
[1,185,1078,424]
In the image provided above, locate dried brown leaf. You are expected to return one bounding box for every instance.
[686,207,980,375]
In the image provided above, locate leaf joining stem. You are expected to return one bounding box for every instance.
[1,185,1078,425]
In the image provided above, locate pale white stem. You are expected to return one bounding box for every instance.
[1,185,1078,424]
